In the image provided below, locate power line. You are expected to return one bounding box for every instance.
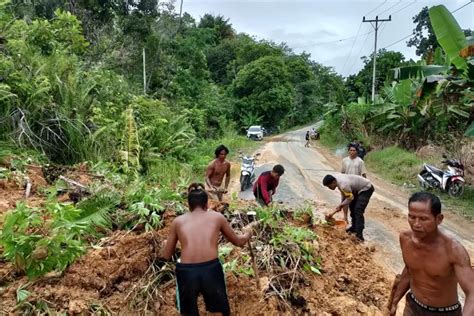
[293,30,373,49]
[348,25,372,75]
[341,22,363,75]
[451,0,472,13]
[391,0,417,15]
[378,0,402,15]
[364,0,388,16]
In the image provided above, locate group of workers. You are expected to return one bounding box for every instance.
[161,143,473,316]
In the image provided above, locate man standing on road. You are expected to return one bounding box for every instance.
[389,192,474,316]
[253,164,285,206]
[322,174,374,241]
[341,144,367,223]
[205,145,231,201]
[305,131,310,148]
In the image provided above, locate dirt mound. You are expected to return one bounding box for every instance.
[0,231,162,314]
[306,226,389,314]
[0,165,47,213]
[0,207,392,315]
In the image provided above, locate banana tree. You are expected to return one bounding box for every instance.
[370,80,422,145]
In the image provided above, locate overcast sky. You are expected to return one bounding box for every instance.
[183,0,474,77]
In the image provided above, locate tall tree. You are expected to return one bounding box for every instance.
[198,13,234,43]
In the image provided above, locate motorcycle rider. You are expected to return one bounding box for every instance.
[205,145,231,201]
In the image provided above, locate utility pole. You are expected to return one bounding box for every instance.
[363,15,391,103]
[142,48,146,95]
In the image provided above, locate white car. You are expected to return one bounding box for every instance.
[247,125,264,140]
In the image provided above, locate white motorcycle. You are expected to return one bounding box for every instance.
[239,152,260,191]
[417,156,465,198]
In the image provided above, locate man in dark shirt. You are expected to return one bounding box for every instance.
[253,164,285,206]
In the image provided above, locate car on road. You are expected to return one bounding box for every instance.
[246,125,264,140]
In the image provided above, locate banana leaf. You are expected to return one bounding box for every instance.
[429,5,468,71]
[392,65,448,80]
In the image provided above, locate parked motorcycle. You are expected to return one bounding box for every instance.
[417,156,465,197]
[239,152,260,191]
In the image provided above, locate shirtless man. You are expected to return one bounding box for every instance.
[389,192,474,316]
[161,183,254,316]
[205,145,231,201]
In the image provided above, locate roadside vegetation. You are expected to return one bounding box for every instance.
[320,5,474,217]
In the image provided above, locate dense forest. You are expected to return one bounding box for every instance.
[1,1,472,167]
[0,0,349,169]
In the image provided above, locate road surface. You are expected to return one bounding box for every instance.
[237,125,474,285]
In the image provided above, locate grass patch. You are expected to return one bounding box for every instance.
[439,186,474,219]
[366,146,473,219]
[365,146,427,185]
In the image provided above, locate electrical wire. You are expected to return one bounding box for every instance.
[341,22,363,75]
[378,0,402,16]
[347,25,372,75]
[292,29,373,49]
[364,0,388,16]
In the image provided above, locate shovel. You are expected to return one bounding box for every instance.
[246,211,261,290]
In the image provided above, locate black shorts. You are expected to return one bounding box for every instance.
[176,258,230,316]
[404,292,461,316]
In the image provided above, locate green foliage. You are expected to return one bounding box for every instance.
[407,6,440,58]
[232,56,295,128]
[0,201,86,278]
[123,182,182,231]
[429,5,468,71]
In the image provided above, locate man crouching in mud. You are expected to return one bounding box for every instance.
[389,192,474,316]
[161,183,255,316]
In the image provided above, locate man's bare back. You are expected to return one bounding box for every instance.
[162,208,251,263]
[160,183,253,315]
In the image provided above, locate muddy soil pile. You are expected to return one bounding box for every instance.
[0,160,94,214]
[1,217,391,315]
[1,231,164,314]
[0,163,392,315]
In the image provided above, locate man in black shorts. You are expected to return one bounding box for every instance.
[161,183,255,315]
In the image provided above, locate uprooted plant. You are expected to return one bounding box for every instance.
[223,204,322,309]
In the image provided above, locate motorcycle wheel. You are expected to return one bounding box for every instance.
[447,180,464,198]
[240,174,249,191]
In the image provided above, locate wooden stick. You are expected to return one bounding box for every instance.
[247,239,261,290]
[24,177,32,198]
[58,175,88,191]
